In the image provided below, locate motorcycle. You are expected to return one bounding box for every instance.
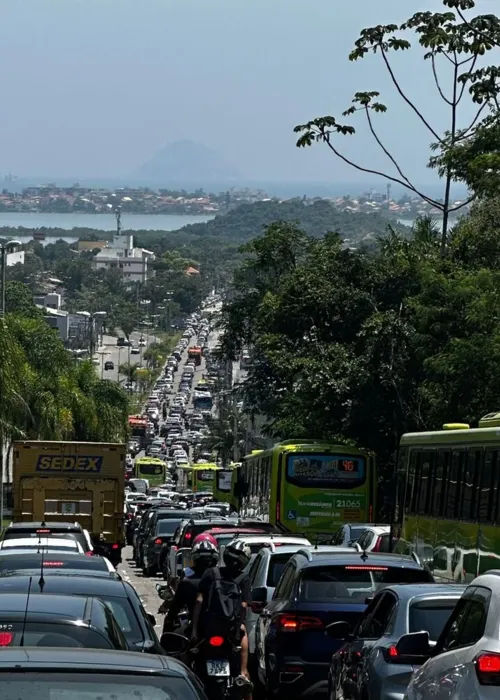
[160,632,251,700]
[156,582,175,613]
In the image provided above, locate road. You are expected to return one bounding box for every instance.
[118,546,165,639]
[94,330,161,383]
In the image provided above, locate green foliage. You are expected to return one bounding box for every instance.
[220,215,500,473]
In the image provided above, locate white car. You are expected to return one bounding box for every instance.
[0,537,85,553]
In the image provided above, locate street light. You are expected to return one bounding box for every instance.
[0,239,22,317]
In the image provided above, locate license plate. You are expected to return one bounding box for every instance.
[206,660,230,677]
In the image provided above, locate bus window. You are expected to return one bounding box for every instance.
[445,451,465,520]
[479,450,495,523]
[433,450,450,517]
[406,450,417,515]
[418,452,434,515]
[461,450,480,521]
[409,451,422,514]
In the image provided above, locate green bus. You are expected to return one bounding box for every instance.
[395,413,500,582]
[179,464,221,494]
[239,440,376,536]
[135,457,165,487]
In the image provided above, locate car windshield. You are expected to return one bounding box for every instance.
[157,519,181,534]
[0,674,191,700]
[409,600,457,641]
[267,553,296,587]
[299,565,433,602]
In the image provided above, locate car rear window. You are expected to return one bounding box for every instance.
[409,600,457,641]
[4,531,88,550]
[348,528,367,542]
[299,565,433,602]
[0,622,114,649]
[0,556,109,572]
[267,553,295,587]
[157,520,181,535]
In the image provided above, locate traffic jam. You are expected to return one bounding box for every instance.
[0,296,496,700]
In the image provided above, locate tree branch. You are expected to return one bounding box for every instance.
[457,53,478,103]
[363,106,414,187]
[380,46,443,143]
[455,101,489,141]
[431,54,453,105]
[321,133,444,208]
[454,6,500,48]
[449,194,476,212]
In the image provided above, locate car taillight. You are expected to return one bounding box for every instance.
[277,614,323,632]
[184,532,192,541]
[0,632,13,646]
[112,544,119,550]
[382,645,401,663]
[154,538,163,545]
[209,636,224,647]
[44,562,63,567]
[476,653,500,685]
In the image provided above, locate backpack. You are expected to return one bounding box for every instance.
[203,568,244,642]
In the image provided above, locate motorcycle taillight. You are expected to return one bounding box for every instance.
[209,636,224,647]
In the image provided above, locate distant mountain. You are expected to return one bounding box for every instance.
[134,140,243,184]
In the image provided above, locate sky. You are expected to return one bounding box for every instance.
[0,0,497,185]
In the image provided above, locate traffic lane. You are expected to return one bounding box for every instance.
[118,546,165,640]
[98,332,160,383]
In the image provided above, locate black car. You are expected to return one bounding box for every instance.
[141,514,184,577]
[256,551,435,700]
[134,505,182,567]
[0,551,117,576]
[0,574,163,653]
[0,592,129,649]
[104,360,115,370]
[0,647,207,700]
[2,521,91,553]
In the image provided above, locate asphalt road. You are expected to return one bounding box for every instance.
[94,330,161,383]
[118,545,166,639]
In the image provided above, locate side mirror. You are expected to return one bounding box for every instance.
[325,620,351,640]
[160,632,190,655]
[147,613,157,627]
[250,586,267,613]
[395,631,431,661]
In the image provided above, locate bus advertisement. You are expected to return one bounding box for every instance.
[239,441,376,536]
[135,457,165,487]
[214,463,240,509]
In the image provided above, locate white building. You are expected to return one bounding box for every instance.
[92,232,155,283]
[6,250,25,266]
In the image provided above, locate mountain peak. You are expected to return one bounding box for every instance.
[134,140,243,184]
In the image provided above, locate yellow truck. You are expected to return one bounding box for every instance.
[12,440,126,565]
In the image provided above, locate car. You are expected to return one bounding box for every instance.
[256,551,435,699]
[139,337,147,347]
[332,523,386,547]
[0,592,129,649]
[104,360,115,370]
[0,574,164,653]
[131,346,140,355]
[0,551,117,576]
[0,536,85,553]
[0,648,207,699]
[1,521,93,553]
[329,583,465,700]
[141,513,185,577]
[228,535,312,555]
[353,525,393,553]
[404,570,500,700]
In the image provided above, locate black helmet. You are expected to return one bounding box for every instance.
[191,539,219,567]
[223,543,251,571]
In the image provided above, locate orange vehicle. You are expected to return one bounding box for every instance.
[128,415,148,448]
[188,346,202,366]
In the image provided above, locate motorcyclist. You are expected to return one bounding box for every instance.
[162,533,219,635]
[191,543,253,690]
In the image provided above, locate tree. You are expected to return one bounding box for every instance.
[294,1,500,251]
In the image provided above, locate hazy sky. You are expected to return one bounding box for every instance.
[0,0,496,183]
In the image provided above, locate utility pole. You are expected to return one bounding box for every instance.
[115,205,122,237]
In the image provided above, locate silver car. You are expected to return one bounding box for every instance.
[404,571,500,700]
[329,584,464,700]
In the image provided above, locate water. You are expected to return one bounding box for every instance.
[0,212,215,233]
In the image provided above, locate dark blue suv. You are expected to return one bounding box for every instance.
[255,550,434,699]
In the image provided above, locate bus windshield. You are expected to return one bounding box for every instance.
[137,463,163,476]
[286,453,366,489]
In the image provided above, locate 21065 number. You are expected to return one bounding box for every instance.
[335,499,361,508]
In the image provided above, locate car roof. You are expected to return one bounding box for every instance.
[208,528,268,535]
[294,551,428,569]
[380,583,466,601]
[0,647,190,673]
[0,574,129,597]
[232,535,310,542]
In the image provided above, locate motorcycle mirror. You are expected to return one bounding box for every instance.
[147,613,157,627]
[160,632,190,655]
